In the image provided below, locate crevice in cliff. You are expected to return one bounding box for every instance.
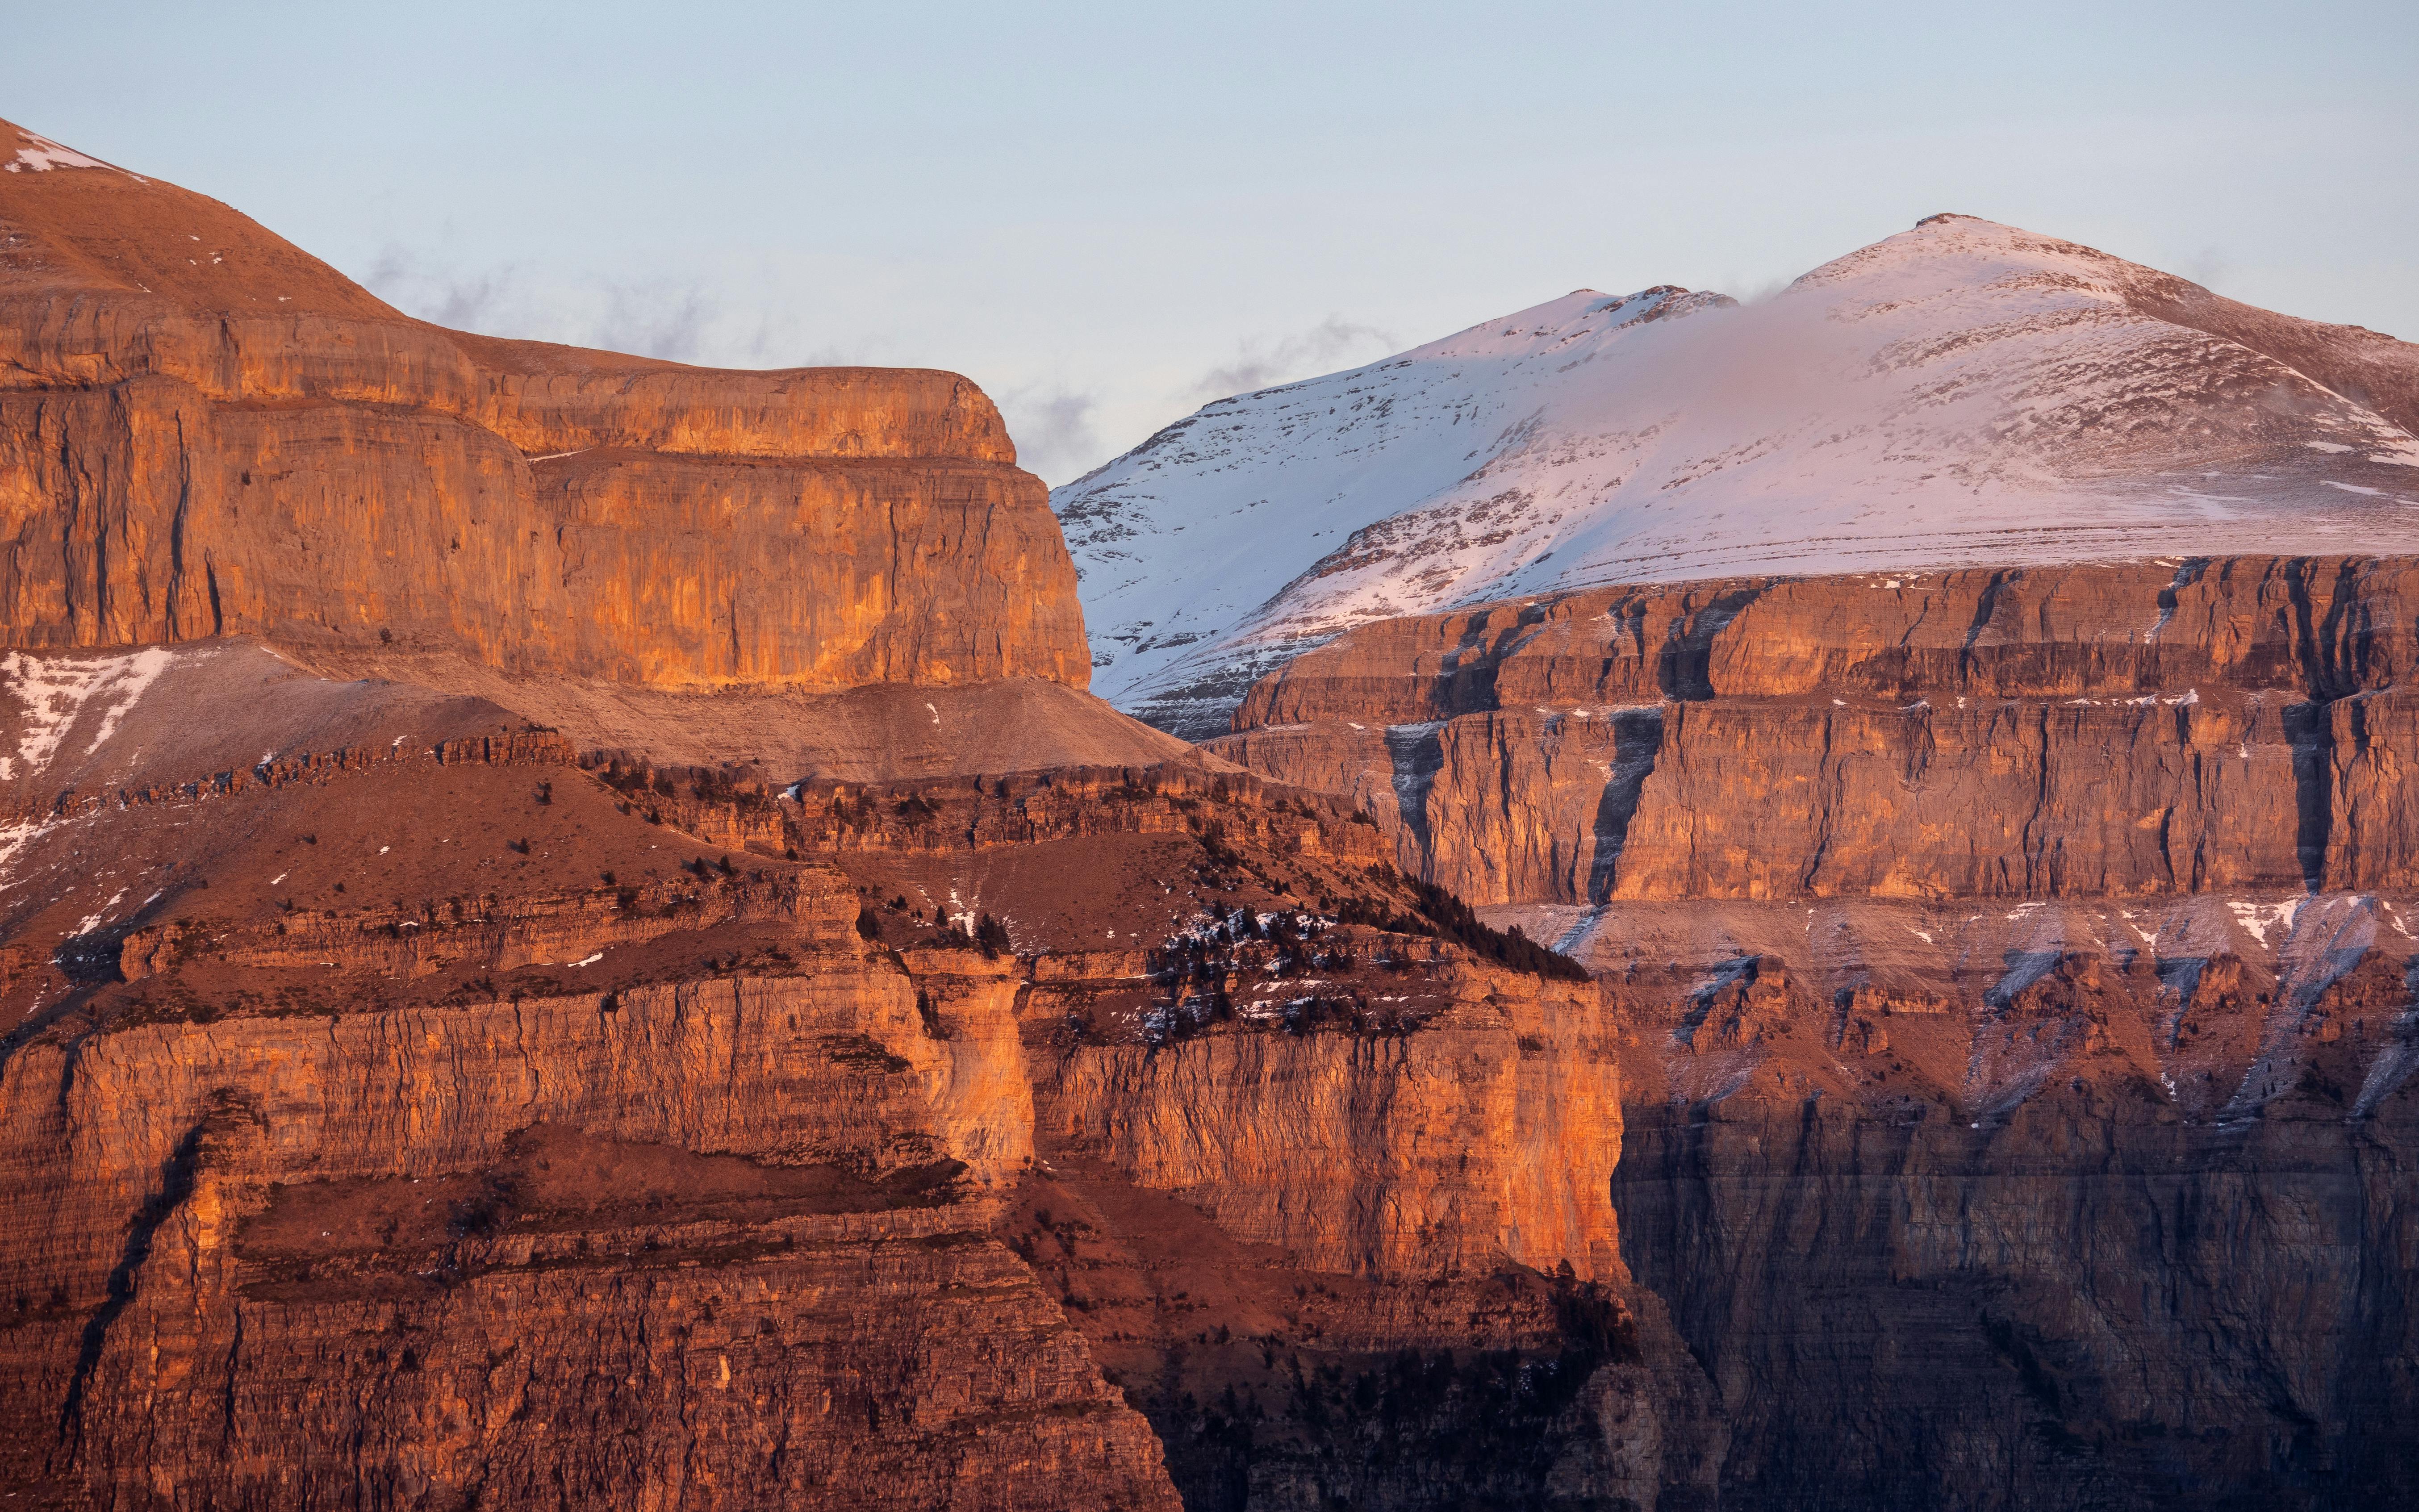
[1800,707,1841,894]
[166,409,197,642]
[2148,556,2207,639]
[1385,722,1446,858]
[58,1094,247,1448]
[2289,556,2371,702]
[204,554,224,636]
[1659,586,1763,700]
[2018,705,2054,895]
[2285,700,2334,893]
[1957,568,2015,688]
[1586,709,1664,905]
[1442,608,1511,714]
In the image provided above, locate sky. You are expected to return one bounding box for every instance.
[8,1,2416,484]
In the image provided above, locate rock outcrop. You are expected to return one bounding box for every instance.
[1213,558,2419,906]
[1208,558,2419,1508]
[0,117,1089,696]
[0,636,1713,1508]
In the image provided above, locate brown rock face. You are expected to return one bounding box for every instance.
[0,639,1722,1509]
[1034,963,1624,1281]
[1561,887,2419,1512]
[0,121,1738,1512]
[0,708,1184,1508]
[1210,556,2419,1508]
[1215,558,2419,906]
[0,118,1089,693]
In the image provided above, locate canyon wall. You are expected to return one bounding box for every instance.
[0,118,1089,693]
[1615,1086,2419,1511]
[1563,885,2419,1512]
[0,653,1715,1509]
[1212,558,2419,906]
[1207,557,2419,1509]
[0,119,1733,1511]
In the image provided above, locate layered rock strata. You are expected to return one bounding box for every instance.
[1560,889,2419,1511]
[1208,556,2419,1508]
[0,650,1703,1508]
[0,118,1088,694]
[1212,557,2419,906]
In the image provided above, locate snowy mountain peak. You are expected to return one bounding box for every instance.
[1053,218,2419,737]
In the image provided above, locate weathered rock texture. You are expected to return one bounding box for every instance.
[1213,558,2419,906]
[0,118,1737,1512]
[0,647,1707,1509]
[1554,887,2419,1511]
[0,118,1089,694]
[0,738,1187,1508]
[1210,557,2419,1509]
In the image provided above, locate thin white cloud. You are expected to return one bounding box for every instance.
[1192,317,1397,400]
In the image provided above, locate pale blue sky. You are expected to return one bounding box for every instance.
[9,1,2415,480]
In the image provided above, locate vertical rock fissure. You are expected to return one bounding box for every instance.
[2285,700,2335,894]
[1587,708,1664,904]
[1386,721,1447,864]
[166,409,195,643]
[2149,556,2208,640]
[1801,706,1841,894]
[59,1108,216,1447]
[1959,568,2014,686]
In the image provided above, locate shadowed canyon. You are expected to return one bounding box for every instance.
[1,117,2416,1512]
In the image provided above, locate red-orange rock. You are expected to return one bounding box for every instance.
[1215,558,2419,903]
[0,117,1087,693]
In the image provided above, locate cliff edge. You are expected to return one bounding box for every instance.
[0,117,1091,696]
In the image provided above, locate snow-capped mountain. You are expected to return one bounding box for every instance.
[1054,215,2419,735]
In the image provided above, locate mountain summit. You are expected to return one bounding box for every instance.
[1057,214,2419,735]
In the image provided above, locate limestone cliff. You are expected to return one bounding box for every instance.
[1214,558,2419,906]
[0,117,1088,694]
[0,637,1707,1509]
[0,116,1721,1512]
[1208,557,2419,1508]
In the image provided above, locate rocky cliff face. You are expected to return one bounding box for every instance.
[1207,558,2419,1508]
[1566,886,2419,1511]
[15,110,2417,1512]
[0,630,1714,1509]
[0,118,1089,695]
[0,115,1749,1512]
[0,698,1182,1508]
[1212,557,2419,906]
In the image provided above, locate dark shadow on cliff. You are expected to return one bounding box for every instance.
[1587,709,1664,905]
[57,1095,245,1448]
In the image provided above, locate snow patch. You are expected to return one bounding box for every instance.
[0,647,179,781]
[7,131,115,174]
[2227,898,2302,949]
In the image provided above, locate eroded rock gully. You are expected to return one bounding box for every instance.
[1204,558,2419,1509]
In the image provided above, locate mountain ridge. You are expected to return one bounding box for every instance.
[1056,213,2419,737]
